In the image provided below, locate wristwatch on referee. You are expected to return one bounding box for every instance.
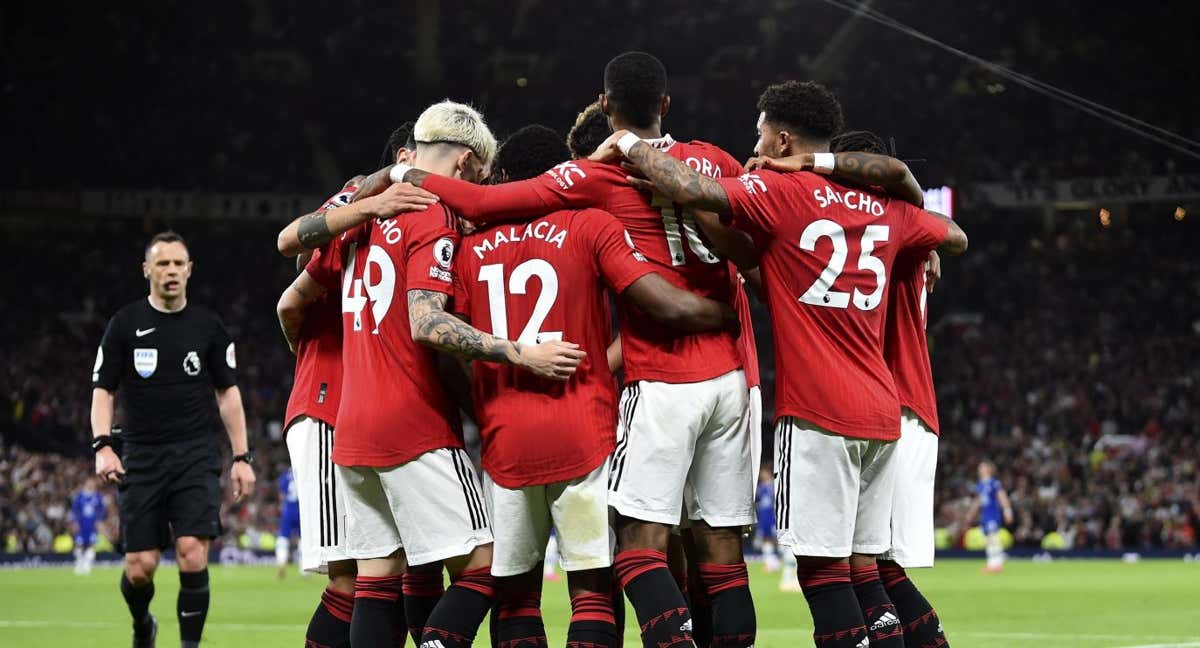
[91,435,114,453]
[232,451,255,466]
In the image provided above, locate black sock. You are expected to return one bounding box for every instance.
[611,580,626,648]
[879,562,949,648]
[851,565,903,648]
[567,592,618,648]
[698,563,755,647]
[798,563,868,648]
[120,572,155,630]
[177,569,210,646]
[685,566,712,647]
[403,571,445,644]
[613,550,693,648]
[496,587,546,647]
[306,586,353,648]
[351,574,402,648]
[421,567,496,647]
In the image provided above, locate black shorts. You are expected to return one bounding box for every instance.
[117,436,222,553]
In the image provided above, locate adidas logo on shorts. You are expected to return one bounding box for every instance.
[870,611,900,632]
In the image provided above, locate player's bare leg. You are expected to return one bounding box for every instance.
[174,536,211,648]
[688,522,755,648]
[794,555,868,648]
[495,568,548,646]
[613,516,693,647]
[847,553,903,648]
[122,549,160,647]
[566,567,621,647]
[304,558,357,648]
[352,549,407,648]
[420,544,497,648]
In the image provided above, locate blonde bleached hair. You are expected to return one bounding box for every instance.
[413,100,497,168]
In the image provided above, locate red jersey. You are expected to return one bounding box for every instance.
[718,171,949,441]
[284,186,357,430]
[419,135,744,384]
[731,269,760,389]
[305,205,463,467]
[450,208,653,488]
[883,251,940,434]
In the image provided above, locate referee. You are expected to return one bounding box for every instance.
[91,231,256,648]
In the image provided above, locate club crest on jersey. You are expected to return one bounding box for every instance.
[133,348,157,378]
[434,237,455,269]
[183,351,201,376]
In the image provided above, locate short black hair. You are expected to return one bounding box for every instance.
[831,130,889,155]
[145,231,187,257]
[379,121,417,167]
[567,102,612,159]
[494,125,570,182]
[603,51,667,130]
[757,81,845,142]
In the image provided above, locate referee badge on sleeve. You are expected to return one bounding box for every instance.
[133,348,158,378]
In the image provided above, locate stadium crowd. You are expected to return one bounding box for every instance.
[2,208,1196,554]
[3,1,1191,194]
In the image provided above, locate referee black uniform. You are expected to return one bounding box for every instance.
[93,297,237,551]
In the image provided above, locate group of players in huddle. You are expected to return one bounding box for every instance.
[272,51,968,648]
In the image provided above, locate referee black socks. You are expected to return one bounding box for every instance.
[120,572,155,628]
[177,568,210,647]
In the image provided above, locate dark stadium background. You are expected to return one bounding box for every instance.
[2,0,1197,557]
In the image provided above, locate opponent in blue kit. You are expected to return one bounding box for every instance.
[276,468,302,578]
[969,461,1013,573]
[72,477,107,575]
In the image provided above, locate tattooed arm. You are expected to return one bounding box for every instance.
[276,183,440,255]
[407,289,587,380]
[276,271,326,353]
[746,152,924,207]
[592,135,733,213]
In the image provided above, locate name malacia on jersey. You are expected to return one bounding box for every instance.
[472,220,568,259]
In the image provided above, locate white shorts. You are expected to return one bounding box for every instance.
[747,385,763,495]
[609,369,755,528]
[774,417,898,558]
[882,410,938,568]
[285,417,351,574]
[485,461,613,577]
[337,447,493,566]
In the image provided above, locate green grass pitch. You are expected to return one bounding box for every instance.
[1,559,1197,647]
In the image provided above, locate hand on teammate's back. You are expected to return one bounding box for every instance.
[516,339,587,381]
[588,130,629,164]
[358,182,439,220]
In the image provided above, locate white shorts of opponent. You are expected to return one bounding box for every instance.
[609,369,755,528]
[774,417,899,558]
[337,447,493,567]
[285,416,352,573]
[881,408,938,568]
[485,460,613,578]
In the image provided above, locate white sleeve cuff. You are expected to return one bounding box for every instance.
[616,132,642,156]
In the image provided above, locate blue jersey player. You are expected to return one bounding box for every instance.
[72,477,107,575]
[276,468,302,578]
[968,461,1013,573]
[754,467,780,571]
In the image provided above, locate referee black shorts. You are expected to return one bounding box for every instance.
[117,436,223,553]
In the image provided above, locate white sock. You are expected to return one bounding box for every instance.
[276,537,290,566]
[985,533,1004,567]
[544,536,559,576]
[84,547,96,573]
